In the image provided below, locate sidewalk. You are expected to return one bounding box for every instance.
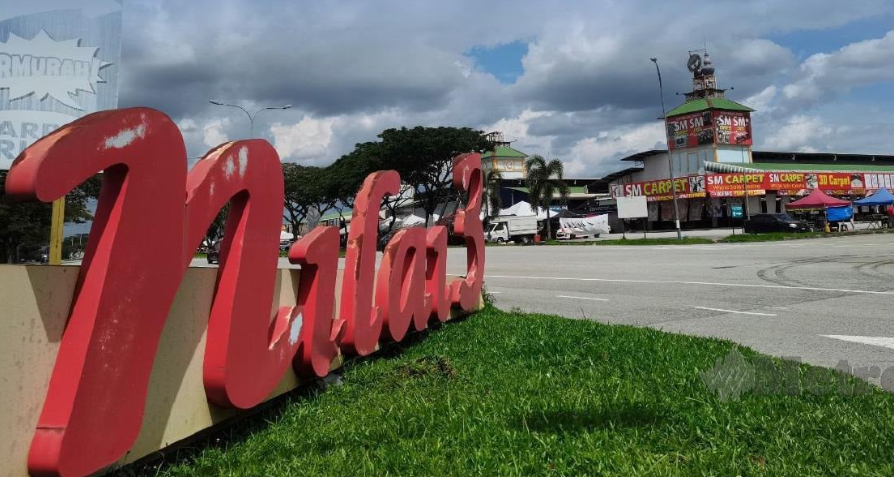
[569,222,882,242]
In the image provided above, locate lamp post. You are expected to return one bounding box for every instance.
[650,57,683,240]
[208,101,292,138]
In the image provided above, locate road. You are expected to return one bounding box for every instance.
[464,234,894,384]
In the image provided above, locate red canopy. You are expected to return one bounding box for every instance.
[786,189,851,209]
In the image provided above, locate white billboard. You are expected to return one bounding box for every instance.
[0,1,123,169]
[617,196,648,219]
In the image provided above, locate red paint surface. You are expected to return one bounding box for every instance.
[3,108,485,477]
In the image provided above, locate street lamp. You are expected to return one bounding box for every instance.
[208,100,292,138]
[650,57,683,240]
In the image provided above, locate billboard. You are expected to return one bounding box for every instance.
[666,109,753,150]
[616,196,648,219]
[0,1,122,169]
[706,172,866,197]
[714,111,752,146]
[666,111,714,150]
[611,174,707,201]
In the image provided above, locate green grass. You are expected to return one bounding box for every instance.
[719,232,827,243]
[544,237,715,246]
[132,307,894,477]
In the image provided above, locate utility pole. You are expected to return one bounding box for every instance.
[650,58,683,239]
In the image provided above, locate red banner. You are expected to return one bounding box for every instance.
[706,172,866,196]
[612,175,707,201]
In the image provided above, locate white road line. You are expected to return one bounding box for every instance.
[693,306,777,317]
[489,291,502,294]
[556,295,609,301]
[484,274,894,296]
[821,335,894,350]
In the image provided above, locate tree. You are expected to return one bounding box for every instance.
[282,163,336,237]
[483,168,503,224]
[525,155,569,240]
[0,171,100,263]
[375,127,493,225]
[202,204,229,250]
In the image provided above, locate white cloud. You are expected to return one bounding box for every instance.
[782,30,894,109]
[762,115,835,151]
[202,118,231,148]
[271,116,337,162]
[565,122,665,175]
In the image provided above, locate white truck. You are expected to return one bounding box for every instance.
[486,216,538,244]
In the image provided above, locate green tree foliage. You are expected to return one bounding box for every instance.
[374,127,493,225]
[524,155,569,240]
[0,171,100,263]
[282,163,337,236]
[484,168,503,223]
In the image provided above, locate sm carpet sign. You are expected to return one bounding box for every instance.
[1,108,486,477]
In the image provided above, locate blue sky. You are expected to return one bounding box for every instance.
[101,0,894,176]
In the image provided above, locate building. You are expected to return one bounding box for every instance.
[602,50,894,229]
[481,132,528,180]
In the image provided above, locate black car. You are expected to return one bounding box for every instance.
[207,241,221,264]
[743,213,811,234]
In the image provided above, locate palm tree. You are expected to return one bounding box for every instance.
[525,155,569,240]
[484,168,503,224]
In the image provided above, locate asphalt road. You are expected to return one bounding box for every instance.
[464,235,894,385]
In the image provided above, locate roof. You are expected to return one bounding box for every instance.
[601,167,644,183]
[787,189,851,209]
[709,162,894,173]
[665,98,754,117]
[507,186,589,195]
[619,149,666,162]
[318,210,353,222]
[482,146,527,160]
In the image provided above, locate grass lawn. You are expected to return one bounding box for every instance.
[134,306,894,477]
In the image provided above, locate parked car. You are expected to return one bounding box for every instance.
[207,241,221,264]
[743,213,811,234]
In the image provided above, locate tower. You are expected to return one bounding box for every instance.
[664,50,755,171]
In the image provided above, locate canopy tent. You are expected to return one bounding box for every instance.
[498,201,562,220]
[786,189,851,210]
[854,188,894,206]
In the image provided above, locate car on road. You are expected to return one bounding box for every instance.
[743,213,811,234]
[207,241,221,264]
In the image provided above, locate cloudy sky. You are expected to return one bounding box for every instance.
[118,0,894,177]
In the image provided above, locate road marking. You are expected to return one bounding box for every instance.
[821,335,894,350]
[489,291,502,294]
[693,306,776,317]
[484,274,894,296]
[556,295,609,301]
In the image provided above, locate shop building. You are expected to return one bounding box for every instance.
[602,51,894,229]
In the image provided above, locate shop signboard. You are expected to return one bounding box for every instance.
[666,111,714,150]
[706,172,866,197]
[864,173,894,190]
[713,111,752,146]
[0,2,122,169]
[617,196,648,219]
[666,110,753,150]
[612,175,707,202]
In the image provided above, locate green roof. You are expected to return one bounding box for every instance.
[666,98,754,117]
[723,162,894,173]
[319,210,353,222]
[482,146,527,160]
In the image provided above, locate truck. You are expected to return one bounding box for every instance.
[486,216,538,244]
